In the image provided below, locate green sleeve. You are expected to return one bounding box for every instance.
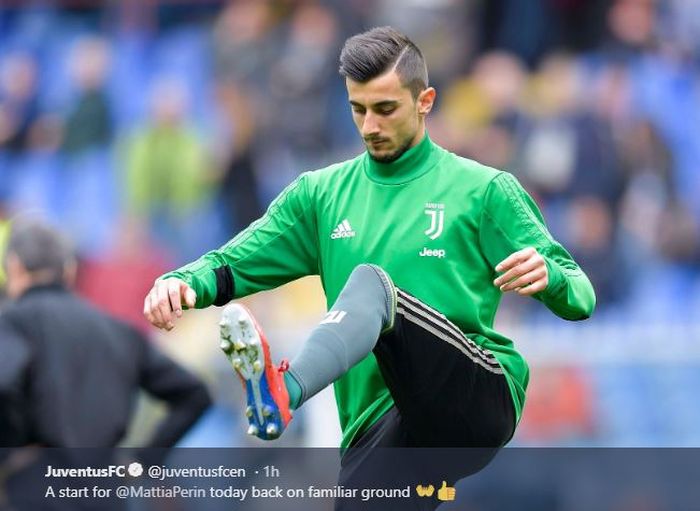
[161,173,319,308]
[479,172,596,320]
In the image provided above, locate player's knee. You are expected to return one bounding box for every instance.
[349,264,394,308]
[350,263,383,276]
[332,265,395,333]
[349,264,391,290]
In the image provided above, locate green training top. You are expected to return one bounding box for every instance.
[162,134,596,448]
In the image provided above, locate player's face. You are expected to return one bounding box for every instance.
[346,70,434,163]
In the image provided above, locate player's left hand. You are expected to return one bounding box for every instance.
[493,247,548,296]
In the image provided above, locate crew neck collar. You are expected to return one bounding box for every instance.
[363,133,438,184]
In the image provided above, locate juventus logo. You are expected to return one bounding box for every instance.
[320,310,347,325]
[424,203,445,240]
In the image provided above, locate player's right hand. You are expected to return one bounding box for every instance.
[143,278,197,331]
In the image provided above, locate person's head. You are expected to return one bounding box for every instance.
[339,26,436,163]
[3,219,76,299]
[70,36,111,92]
[150,77,188,127]
[0,52,37,101]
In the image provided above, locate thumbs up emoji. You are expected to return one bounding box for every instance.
[416,484,435,497]
[437,481,456,502]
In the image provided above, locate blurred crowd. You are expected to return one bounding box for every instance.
[1,0,700,446]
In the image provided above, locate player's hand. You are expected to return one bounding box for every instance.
[493,247,548,296]
[143,278,197,331]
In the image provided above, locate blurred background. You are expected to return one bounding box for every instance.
[0,0,699,449]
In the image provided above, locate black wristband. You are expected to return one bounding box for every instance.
[213,266,235,306]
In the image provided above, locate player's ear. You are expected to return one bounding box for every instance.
[417,87,436,116]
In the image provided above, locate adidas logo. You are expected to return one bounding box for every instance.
[331,219,356,239]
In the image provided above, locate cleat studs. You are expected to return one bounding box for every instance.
[252,360,263,372]
[234,340,246,351]
[245,406,254,418]
[262,405,273,417]
[220,340,232,351]
[247,424,259,436]
[266,424,279,437]
[232,358,243,369]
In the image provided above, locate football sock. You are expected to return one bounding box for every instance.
[283,372,303,410]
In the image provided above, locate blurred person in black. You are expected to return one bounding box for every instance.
[0,219,211,448]
[212,0,277,231]
[60,36,113,155]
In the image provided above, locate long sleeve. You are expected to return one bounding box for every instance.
[0,317,31,446]
[161,172,319,307]
[138,336,211,448]
[479,172,596,320]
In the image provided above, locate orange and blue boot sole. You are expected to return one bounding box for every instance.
[219,303,292,440]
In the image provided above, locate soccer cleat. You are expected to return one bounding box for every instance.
[219,303,292,441]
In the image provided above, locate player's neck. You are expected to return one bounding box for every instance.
[363,132,438,185]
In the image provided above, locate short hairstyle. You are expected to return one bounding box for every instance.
[339,26,428,99]
[6,219,74,280]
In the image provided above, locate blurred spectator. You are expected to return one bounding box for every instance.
[268,3,340,154]
[213,76,265,232]
[0,219,211,447]
[259,1,343,196]
[437,51,526,168]
[60,36,113,154]
[0,52,40,153]
[212,0,279,230]
[471,51,527,126]
[615,117,677,263]
[122,77,215,260]
[516,53,622,204]
[566,195,627,304]
[603,0,658,59]
[212,0,280,86]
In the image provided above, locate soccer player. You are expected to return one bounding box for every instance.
[144,25,595,494]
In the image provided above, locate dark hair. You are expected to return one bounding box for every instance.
[6,219,74,280]
[339,26,428,99]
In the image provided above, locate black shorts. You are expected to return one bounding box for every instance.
[369,288,515,447]
[336,288,515,510]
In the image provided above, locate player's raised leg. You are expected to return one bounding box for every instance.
[219,264,393,440]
